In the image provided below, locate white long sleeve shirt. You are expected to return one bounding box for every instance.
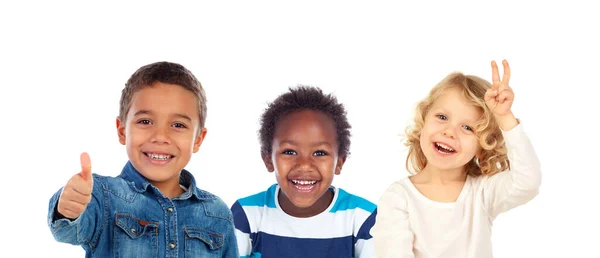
[371,122,541,258]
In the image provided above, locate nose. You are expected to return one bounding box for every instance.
[442,125,456,139]
[150,125,171,144]
[296,153,315,172]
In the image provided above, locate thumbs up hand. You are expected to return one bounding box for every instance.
[57,152,94,219]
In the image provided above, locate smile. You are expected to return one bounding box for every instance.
[434,142,456,155]
[145,153,173,160]
[290,179,318,193]
[143,152,174,164]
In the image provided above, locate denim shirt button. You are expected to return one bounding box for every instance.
[131,229,136,233]
[167,207,174,212]
[169,243,176,249]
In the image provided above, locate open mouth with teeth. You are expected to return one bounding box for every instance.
[290,179,318,193]
[434,142,455,155]
[144,152,174,163]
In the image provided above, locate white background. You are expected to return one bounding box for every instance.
[1,1,598,257]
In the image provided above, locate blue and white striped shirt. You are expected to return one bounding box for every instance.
[231,184,377,258]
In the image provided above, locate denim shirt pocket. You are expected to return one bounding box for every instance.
[114,213,160,258]
[184,226,224,257]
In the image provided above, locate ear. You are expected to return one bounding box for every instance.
[116,117,126,145]
[334,155,347,175]
[261,152,275,172]
[192,127,208,153]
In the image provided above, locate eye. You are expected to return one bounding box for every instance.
[282,149,297,155]
[436,114,447,120]
[137,119,152,125]
[463,125,473,131]
[173,122,187,128]
[313,150,328,156]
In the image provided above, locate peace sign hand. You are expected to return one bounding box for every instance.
[484,59,519,130]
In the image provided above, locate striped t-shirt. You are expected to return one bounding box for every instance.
[231,184,377,258]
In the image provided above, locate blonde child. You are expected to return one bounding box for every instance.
[371,60,541,258]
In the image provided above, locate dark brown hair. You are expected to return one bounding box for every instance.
[119,61,207,128]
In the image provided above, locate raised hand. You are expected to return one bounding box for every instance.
[57,152,94,219]
[484,59,518,130]
[485,59,514,116]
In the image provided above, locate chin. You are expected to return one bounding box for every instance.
[140,168,178,180]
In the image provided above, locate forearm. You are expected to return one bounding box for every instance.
[485,121,542,216]
[503,121,542,192]
[47,186,102,246]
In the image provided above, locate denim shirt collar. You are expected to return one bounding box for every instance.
[119,161,214,201]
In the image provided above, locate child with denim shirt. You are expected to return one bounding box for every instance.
[47,61,239,257]
[230,85,377,257]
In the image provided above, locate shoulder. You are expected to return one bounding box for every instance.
[376,178,413,209]
[234,184,278,209]
[230,185,277,233]
[192,187,233,221]
[91,173,118,186]
[382,178,412,197]
[91,173,128,194]
[94,173,146,202]
[331,187,377,214]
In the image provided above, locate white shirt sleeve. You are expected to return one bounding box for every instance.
[234,228,252,257]
[481,121,542,219]
[354,210,377,258]
[371,182,415,258]
[355,230,376,258]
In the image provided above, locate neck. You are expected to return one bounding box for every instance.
[419,164,467,184]
[163,185,184,199]
[278,190,334,218]
[152,173,184,199]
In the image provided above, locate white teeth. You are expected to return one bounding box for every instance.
[147,153,171,160]
[435,143,455,152]
[292,180,317,185]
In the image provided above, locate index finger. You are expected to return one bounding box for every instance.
[491,60,500,87]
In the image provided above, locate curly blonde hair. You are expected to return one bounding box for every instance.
[405,72,509,177]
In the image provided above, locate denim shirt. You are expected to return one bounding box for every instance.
[47,161,239,258]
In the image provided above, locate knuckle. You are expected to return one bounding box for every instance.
[74,205,85,214]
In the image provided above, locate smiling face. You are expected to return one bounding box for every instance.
[117,82,206,194]
[262,109,345,217]
[419,86,483,173]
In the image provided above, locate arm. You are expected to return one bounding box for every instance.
[230,201,253,257]
[221,210,241,258]
[354,209,377,258]
[47,175,104,247]
[371,182,415,258]
[482,122,542,218]
[47,152,104,248]
[481,60,542,218]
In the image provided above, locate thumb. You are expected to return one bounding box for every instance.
[79,152,93,182]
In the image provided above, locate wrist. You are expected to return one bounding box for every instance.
[494,112,518,131]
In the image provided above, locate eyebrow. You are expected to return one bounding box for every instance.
[279,140,333,147]
[133,110,193,122]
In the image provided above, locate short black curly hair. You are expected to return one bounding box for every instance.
[259,85,351,157]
